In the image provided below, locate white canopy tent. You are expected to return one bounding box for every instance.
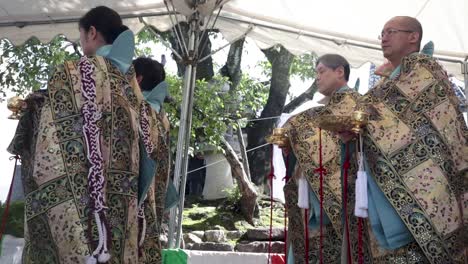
[0,0,467,78]
[1,0,467,249]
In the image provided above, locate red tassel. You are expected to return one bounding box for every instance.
[343,144,352,264]
[358,218,363,264]
[304,208,309,263]
[283,153,290,259]
[268,145,276,264]
[314,128,327,264]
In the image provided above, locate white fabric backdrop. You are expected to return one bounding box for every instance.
[0,0,466,78]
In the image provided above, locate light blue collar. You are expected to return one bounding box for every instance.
[96,30,135,74]
[337,84,350,92]
[142,81,169,113]
[390,43,433,81]
[389,65,401,80]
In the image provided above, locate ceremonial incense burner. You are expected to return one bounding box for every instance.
[266,127,290,148]
[316,109,369,134]
[7,96,25,120]
[350,110,369,134]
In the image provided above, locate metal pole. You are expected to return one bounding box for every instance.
[463,61,468,124]
[175,61,197,248]
[168,13,199,248]
[463,61,468,104]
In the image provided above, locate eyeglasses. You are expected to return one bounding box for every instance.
[378,29,413,40]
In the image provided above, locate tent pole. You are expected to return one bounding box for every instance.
[463,61,468,123]
[168,13,199,249]
[175,62,197,249]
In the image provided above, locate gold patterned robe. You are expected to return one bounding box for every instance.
[359,53,467,263]
[8,56,164,263]
[284,89,361,263]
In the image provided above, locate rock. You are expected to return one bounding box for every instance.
[185,243,193,250]
[0,235,25,264]
[184,233,203,244]
[159,233,168,248]
[190,231,205,240]
[245,228,285,241]
[226,230,244,241]
[235,241,285,253]
[204,230,226,242]
[190,242,234,251]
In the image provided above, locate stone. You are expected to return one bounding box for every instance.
[190,231,205,240]
[159,233,168,248]
[184,233,203,244]
[202,153,234,200]
[226,230,244,241]
[204,230,226,242]
[245,228,285,241]
[190,242,234,251]
[0,235,25,264]
[235,241,285,253]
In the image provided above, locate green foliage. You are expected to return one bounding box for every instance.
[182,199,285,232]
[165,73,268,155]
[290,52,317,81]
[257,52,317,81]
[135,27,161,57]
[223,185,242,212]
[0,36,80,99]
[0,201,24,238]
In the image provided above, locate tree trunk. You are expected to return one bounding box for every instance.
[165,27,257,222]
[166,22,214,81]
[221,138,257,225]
[247,46,294,186]
[220,38,245,90]
[282,80,318,113]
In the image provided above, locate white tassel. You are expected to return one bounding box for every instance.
[354,170,368,218]
[354,134,368,218]
[139,216,147,247]
[98,221,111,263]
[297,175,309,209]
[86,256,97,264]
[92,212,104,256]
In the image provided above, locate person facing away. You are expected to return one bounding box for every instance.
[339,16,467,263]
[8,6,162,264]
[132,57,179,240]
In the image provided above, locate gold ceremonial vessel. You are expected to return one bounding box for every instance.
[7,96,25,120]
[266,127,290,148]
[350,110,369,134]
[316,110,369,134]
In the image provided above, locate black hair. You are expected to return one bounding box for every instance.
[133,57,166,91]
[316,54,351,81]
[78,6,128,44]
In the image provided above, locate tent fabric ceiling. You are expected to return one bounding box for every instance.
[0,0,466,78]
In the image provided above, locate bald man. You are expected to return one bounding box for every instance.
[342,16,468,263]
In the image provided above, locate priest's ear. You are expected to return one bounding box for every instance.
[136,75,143,85]
[408,31,420,46]
[335,65,345,79]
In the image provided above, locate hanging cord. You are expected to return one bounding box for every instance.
[304,208,309,263]
[267,144,276,264]
[343,144,352,264]
[357,133,365,264]
[282,153,290,259]
[358,218,363,264]
[0,155,20,244]
[314,128,327,264]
